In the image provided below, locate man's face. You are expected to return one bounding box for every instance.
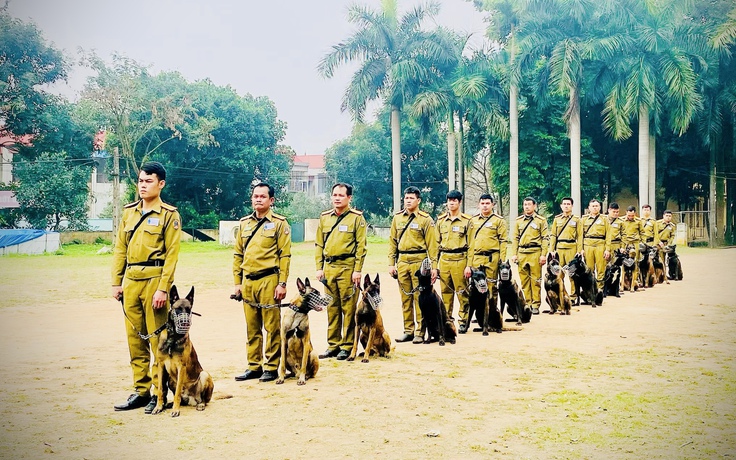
[446,198,460,213]
[626,210,636,220]
[251,186,274,214]
[589,202,601,215]
[642,207,651,218]
[561,200,572,214]
[664,213,672,223]
[478,199,493,216]
[609,208,620,218]
[404,193,420,212]
[138,171,164,200]
[331,186,351,211]
[523,200,536,214]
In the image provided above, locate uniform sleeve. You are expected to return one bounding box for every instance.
[277,220,292,284]
[463,219,473,267]
[157,210,181,293]
[111,210,129,286]
[499,218,508,262]
[233,222,244,285]
[425,218,439,270]
[353,214,368,272]
[604,219,612,252]
[549,218,558,252]
[575,217,584,253]
[540,217,550,255]
[388,217,398,266]
[466,219,476,264]
[511,219,519,257]
[315,216,325,270]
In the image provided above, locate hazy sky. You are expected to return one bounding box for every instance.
[9,0,488,156]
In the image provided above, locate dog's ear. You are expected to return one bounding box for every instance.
[374,273,380,286]
[304,277,311,288]
[296,278,305,294]
[185,286,194,305]
[170,285,179,304]
[363,273,371,290]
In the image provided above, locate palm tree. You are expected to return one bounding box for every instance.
[319,0,454,212]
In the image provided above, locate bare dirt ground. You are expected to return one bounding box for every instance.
[0,243,734,460]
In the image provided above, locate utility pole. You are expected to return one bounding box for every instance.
[112,147,120,240]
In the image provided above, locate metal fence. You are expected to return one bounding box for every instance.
[673,210,710,243]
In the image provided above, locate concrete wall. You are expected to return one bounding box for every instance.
[0,232,60,255]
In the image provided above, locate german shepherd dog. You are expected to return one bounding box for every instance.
[603,248,626,298]
[276,278,320,385]
[652,247,668,284]
[544,252,571,315]
[152,286,214,417]
[622,245,639,292]
[348,274,393,363]
[467,267,502,335]
[415,261,457,346]
[498,260,530,325]
[664,245,683,280]
[567,255,603,307]
[638,243,656,288]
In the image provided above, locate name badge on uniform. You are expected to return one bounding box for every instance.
[570,221,577,227]
[645,221,652,227]
[452,226,460,232]
[338,225,348,232]
[264,222,276,230]
[530,222,538,229]
[612,223,619,228]
[147,217,159,226]
[485,221,493,228]
[410,223,419,229]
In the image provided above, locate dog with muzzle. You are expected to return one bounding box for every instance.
[348,274,393,362]
[466,267,502,335]
[663,245,683,280]
[498,260,530,325]
[567,255,603,307]
[544,252,571,315]
[415,258,456,346]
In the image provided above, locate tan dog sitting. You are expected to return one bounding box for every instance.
[276,278,321,385]
[152,286,214,417]
[348,274,393,363]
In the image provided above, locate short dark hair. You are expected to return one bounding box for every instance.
[626,205,636,212]
[332,183,353,196]
[523,196,536,205]
[608,202,619,210]
[561,197,573,205]
[589,199,602,206]
[446,190,463,201]
[663,210,673,215]
[140,161,166,181]
[403,186,421,199]
[641,204,651,210]
[479,193,494,202]
[252,182,275,198]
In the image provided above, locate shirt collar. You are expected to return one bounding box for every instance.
[137,198,162,215]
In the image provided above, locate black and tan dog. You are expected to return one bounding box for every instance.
[348,274,393,363]
[652,247,669,285]
[567,255,603,307]
[275,278,320,385]
[467,267,502,335]
[639,243,656,288]
[622,245,639,292]
[498,260,530,325]
[152,286,214,417]
[603,248,626,298]
[664,245,683,280]
[415,264,457,346]
[544,252,571,315]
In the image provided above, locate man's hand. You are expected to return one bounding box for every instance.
[388,266,398,279]
[352,271,362,285]
[539,255,546,265]
[463,267,472,278]
[604,250,611,260]
[430,269,438,285]
[112,286,123,301]
[316,269,325,282]
[152,290,168,309]
[274,284,287,301]
[511,255,519,264]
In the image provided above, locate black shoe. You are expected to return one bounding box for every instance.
[336,350,350,360]
[144,395,158,414]
[114,393,150,411]
[319,348,340,359]
[234,369,262,381]
[458,325,468,334]
[532,307,540,315]
[259,370,278,382]
[395,333,413,343]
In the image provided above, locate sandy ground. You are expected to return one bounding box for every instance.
[0,245,734,460]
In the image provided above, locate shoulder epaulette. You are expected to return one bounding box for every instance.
[271,212,286,221]
[516,215,525,220]
[124,200,140,209]
[320,209,333,216]
[473,212,481,218]
[461,213,472,220]
[395,209,405,215]
[555,213,563,218]
[239,215,251,222]
[349,208,363,215]
[161,202,177,212]
[493,212,503,219]
[417,210,430,218]
[437,212,448,220]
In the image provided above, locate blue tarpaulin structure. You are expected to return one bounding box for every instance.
[0,229,46,248]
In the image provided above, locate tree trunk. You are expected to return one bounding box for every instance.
[709,143,717,247]
[638,106,650,209]
[458,116,465,212]
[510,83,519,223]
[391,106,402,213]
[649,134,656,216]
[447,114,456,192]
[569,89,581,216]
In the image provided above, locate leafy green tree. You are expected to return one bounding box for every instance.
[13,152,90,230]
[319,0,455,212]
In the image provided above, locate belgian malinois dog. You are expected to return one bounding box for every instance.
[652,247,669,284]
[275,278,320,385]
[498,260,530,325]
[622,245,639,292]
[152,286,214,417]
[348,274,393,363]
[544,252,571,315]
[467,267,502,335]
[639,243,656,288]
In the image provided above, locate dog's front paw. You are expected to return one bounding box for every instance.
[346,356,355,362]
[361,357,370,363]
[275,377,285,385]
[297,378,306,386]
[196,403,206,411]
[482,331,489,336]
[439,340,445,346]
[170,409,180,417]
[151,405,164,415]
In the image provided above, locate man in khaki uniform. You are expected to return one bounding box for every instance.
[388,186,438,344]
[510,197,549,315]
[549,197,583,301]
[315,183,367,360]
[641,204,657,245]
[581,199,612,292]
[607,202,623,251]
[656,210,677,268]
[466,193,507,323]
[620,205,646,289]
[112,162,181,413]
[233,182,291,383]
[435,190,472,332]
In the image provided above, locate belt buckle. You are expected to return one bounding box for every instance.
[325,256,333,263]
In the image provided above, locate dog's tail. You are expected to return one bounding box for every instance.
[213,392,234,400]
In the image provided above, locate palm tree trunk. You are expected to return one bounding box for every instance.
[458,117,465,212]
[638,106,650,209]
[447,114,456,191]
[391,106,402,213]
[709,143,717,247]
[510,83,519,222]
[648,134,656,215]
[569,89,581,216]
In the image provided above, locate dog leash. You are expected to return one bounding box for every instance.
[117,294,169,341]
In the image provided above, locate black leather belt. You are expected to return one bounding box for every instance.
[557,239,575,243]
[324,254,354,263]
[398,249,426,254]
[127,260,164,267]
[439,247,467,254]
[244,267,279,281]
[585,236,605,239]
[611,239,621,243]
[475,249,499,256]
[519,244,541,248]
[646,238,654,243]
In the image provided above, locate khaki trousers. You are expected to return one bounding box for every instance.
[242,274,281,372]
